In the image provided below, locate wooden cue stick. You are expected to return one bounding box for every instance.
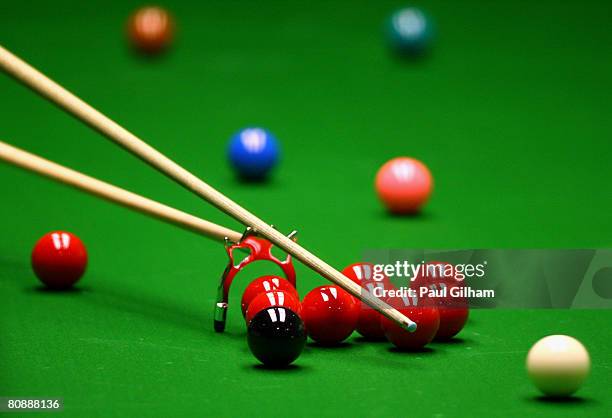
[0,45,417,331]
[0,140,242,243]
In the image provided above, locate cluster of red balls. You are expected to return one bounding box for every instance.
[242,261,469,349]
[31,230,468,351]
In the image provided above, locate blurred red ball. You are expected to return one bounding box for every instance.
[127,6,174,54]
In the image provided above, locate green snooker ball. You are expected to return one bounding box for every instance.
[386,7,434,56]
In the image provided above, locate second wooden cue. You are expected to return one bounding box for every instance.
[0,140,242,243]
[0,44,417,331]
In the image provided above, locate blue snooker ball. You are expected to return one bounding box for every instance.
[386,7,434,55]
[228,127,279,180]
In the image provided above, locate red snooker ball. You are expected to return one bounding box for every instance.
[241,276,298,317]
[412,262,470,340]
[375,157,432,214]
[301,285,360,345]
[342,262,392,339]
[435,305,469,340]
[31,231,87,289]
[380,302,440,350]
[245,291,302,324]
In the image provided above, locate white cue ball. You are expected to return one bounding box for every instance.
[526,335,590,397]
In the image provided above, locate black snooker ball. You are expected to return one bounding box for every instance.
[247,307,306,368]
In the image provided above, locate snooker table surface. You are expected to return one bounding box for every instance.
[1,0,611,417]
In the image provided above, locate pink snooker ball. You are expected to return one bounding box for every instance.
[375,157,432,214]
